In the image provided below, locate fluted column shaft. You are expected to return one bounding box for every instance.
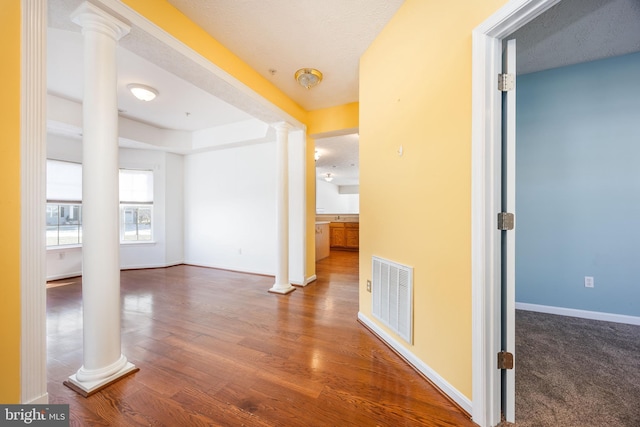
[65,2,137,395]
[269,122,296,295]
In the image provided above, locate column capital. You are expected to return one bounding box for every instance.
[71,2,131,41]
[272,121,294,132]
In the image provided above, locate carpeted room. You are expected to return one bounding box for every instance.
[511,31,640,427]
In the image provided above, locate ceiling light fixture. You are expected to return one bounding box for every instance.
[324,173,333,182]
[295,68,323,89]
[127,83,158,101]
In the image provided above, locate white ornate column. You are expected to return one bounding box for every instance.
[65,2,137,396]
[21,0,48,404]
[269,122,296,295]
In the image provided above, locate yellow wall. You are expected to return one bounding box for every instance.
[359,0,508,399]
[0,0,22,403]
[307,102,359,137]
[306,135,317,277]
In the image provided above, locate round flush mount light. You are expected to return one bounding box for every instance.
[294,68,323,89]
[127,83,158,101]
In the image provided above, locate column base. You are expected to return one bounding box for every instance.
[268,284,296,295]
[64,362,138,397]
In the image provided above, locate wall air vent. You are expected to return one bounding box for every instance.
[371,256,413,344]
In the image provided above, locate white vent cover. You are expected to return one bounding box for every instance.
[371,256,413,344]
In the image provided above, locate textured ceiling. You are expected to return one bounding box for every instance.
[166,0,405,111]
[315,134,359,186]
[511,0,640,75]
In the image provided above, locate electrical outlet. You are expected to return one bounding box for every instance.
[366,280,372,292]
[584,276,594,288]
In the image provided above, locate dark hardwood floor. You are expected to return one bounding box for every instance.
[47,250,474,426]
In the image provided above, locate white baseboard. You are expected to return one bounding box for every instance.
[46,262,185,281]
[25,393,48,404]
[357,312,472,415]
[293,274,317,286]
[120,262,182,271]
[184,261,273,278]
[46,271,82,281]
[516,302,640,326]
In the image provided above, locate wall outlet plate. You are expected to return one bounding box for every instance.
[584,276,594,288]
[366,280,372,292]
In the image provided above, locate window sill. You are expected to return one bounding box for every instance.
[120,241,157,246]
[47,244,82,251]
[46,241,157,250]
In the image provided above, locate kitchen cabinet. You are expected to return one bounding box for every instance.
[330,222,359,250]
[315,222,330,260]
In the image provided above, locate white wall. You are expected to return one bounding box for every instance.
[46,134,184,279]
[164,152,184,265]
[48,131,307,283]
[316,179,359,214]
[184,142,277,276]
[119,148,183,270]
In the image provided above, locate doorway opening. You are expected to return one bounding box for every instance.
[314,133,360,263]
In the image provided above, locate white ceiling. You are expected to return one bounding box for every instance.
[166,0,405,112]
[511,0,640,75]
[48,28,254,132]
[47,0,640,187]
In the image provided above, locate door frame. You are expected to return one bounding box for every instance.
[470,0,561,425]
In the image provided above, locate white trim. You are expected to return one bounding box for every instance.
[21,0,48,405]
[292,274,317,287]
[47,272,83,282]
[26,394,49,405]
[185,262,274,278]
[516,303,640,326]
[120,262,183,271]
[358,312,472,415]
[119,241,158,246]
[471,1,562,425]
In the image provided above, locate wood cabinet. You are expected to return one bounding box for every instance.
[330,222,359,250]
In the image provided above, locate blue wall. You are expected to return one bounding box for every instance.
[516,52,640,317]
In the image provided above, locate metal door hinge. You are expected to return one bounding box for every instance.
[497,212,514,231]
[497,351,514,370]
[498,73,514,91]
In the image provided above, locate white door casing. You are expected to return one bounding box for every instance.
[471,1,561,426]
[501,38,517,423]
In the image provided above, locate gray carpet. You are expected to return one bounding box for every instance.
[515,310,640,426]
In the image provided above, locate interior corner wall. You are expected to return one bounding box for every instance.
[183,142,277,276]
[46,136,184,279]
[119,148,183,270]
[164,152,184,265]
[516,52,640,317]
[358,0,508,403]
[305,134,317,282]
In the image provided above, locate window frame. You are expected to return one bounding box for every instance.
[119,168,154,243]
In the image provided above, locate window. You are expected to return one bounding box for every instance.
[46,160,82,246]
[119,169,154,242]
[46,162,155,245]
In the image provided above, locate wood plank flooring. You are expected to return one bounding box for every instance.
[47,250,474,426]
